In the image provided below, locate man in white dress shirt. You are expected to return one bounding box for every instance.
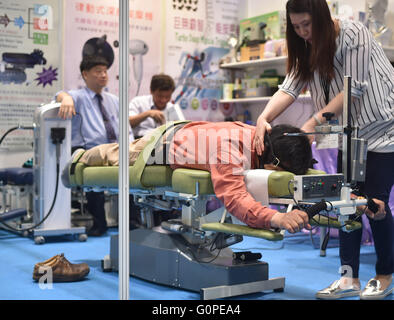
[129,74,185,139]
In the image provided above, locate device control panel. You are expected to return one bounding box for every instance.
[292,174,344,202]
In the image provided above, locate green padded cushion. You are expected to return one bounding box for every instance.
[267,171,295,197]
[268,168,326,197]
[138,165,173,188]
[172,168,214,195]
[171,168,326,196]
[71,163,326,197]
[70,163,87,187]
[201,222,284,241]
[73,164,172,189]
[310,215,362,231]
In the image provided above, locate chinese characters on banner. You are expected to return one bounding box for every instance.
[164,0,240,121]
[63,0,161,99]
[0,0,61,151]
[64,0,240,121]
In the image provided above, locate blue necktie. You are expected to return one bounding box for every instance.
[96,94,116,143]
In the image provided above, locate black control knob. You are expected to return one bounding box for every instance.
[331,183,337,190]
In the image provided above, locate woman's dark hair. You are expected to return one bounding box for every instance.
[286,0,336,83]
[79,55,109,74]
[150,74,175,92]
[262,124,312,175]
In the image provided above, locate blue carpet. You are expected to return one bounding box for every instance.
[0,228,391,300]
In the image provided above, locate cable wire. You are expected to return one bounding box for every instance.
[0,163,60,232]
[0,126,61,233]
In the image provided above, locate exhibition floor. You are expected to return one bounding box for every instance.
[0,227,390,301]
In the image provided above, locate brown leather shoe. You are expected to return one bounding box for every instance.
[33,253,90,282]
[34,254,62,267]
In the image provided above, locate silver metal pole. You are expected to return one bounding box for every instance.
[119,0,130,300]
[342,75,351,184]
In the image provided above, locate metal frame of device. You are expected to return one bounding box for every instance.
[33,102,86,244]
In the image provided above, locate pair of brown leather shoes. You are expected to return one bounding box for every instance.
[33,253,90,282]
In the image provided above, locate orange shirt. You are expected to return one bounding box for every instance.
[169,121,277,229]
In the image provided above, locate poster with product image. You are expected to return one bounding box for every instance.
[63,0,161,99]
[0,0,61,151]
[163,0,240,121]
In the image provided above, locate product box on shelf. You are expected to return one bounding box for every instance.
[239,11,286,43]
[240,44,265,61]
[239,11,286,61]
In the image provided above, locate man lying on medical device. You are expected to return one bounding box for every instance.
[63,121,385,234]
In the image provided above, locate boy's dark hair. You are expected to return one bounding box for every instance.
[150,74,175,92]
[262,124,312,175]
[79,55,109,74]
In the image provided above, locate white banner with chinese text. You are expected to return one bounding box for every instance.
[0,0,61,151]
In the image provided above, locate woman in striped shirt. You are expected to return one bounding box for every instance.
[254,0,393,300]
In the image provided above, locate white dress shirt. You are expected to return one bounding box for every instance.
[129,94,185,138]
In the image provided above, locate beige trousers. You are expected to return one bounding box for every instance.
[79,135,151,166]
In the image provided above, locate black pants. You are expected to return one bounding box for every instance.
[72,146,106,230]
[86,191,107,230]
[337,151,394,278]
[85,192,141,230]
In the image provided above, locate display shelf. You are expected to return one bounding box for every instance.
[220,94,311,104]
[218,56,310,105]
[219,46,393,70]
[219,56,287,70]
[220,96,271,104]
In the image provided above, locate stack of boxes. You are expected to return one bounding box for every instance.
[239,11,287,61]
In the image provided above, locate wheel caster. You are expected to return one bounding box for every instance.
[78,233,88,242]
[34,236,45,244]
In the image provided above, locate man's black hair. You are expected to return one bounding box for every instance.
[79,55,109,74]
[261,124,312,175]
[150,74,175,92]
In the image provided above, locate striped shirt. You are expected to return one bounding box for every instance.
[279,19,394,152]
